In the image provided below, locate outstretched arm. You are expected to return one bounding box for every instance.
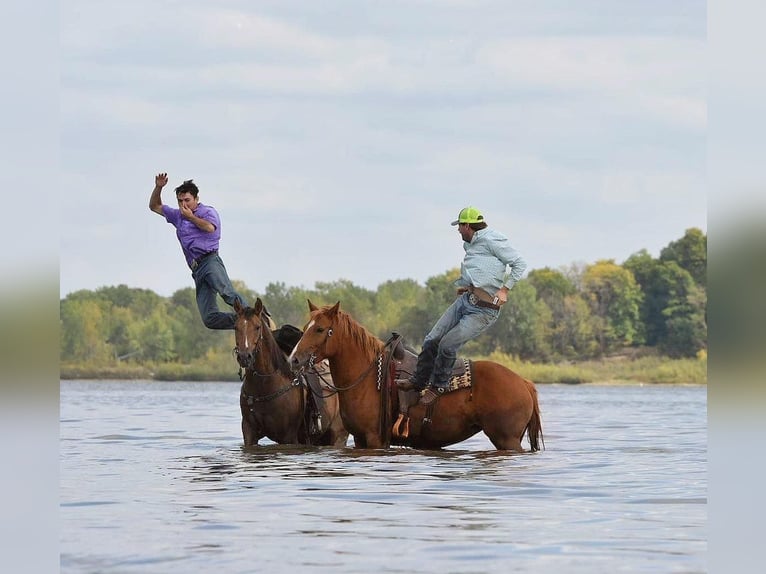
[149,172,168,215]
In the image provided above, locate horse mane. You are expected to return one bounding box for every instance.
[332,307,384,358]
[245,306,293,379]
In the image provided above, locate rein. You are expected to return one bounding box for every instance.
[241,375,303,404]
[304,351,383,394]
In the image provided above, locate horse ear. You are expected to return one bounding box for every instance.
[253,298,263,314]
[328,301,341,316]
[234,300,243,314]
[308,299,318,312]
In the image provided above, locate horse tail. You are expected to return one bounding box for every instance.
[524,379,545,452]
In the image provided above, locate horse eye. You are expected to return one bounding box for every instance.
[316,327,324,333]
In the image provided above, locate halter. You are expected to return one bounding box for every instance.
[298,317,387,394]
[234,315,280,379]
[236,318,304,404]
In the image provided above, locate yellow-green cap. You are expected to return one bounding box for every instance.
[451,206,484,226]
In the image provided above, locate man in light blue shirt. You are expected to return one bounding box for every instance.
[407,207,527,405]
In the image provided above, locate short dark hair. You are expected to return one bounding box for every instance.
[175,179,199,198]
[468,222,487,231]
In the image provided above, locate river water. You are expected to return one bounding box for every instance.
[60,380,706,573]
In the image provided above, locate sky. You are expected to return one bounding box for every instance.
[58,0,707,298]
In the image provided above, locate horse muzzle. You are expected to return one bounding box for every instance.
[235,349,253,370]
[288,350,315,373]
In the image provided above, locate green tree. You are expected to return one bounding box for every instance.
[662,283,707,358]
[373,279,426,339]
[482,280,552,360]
[168,287,229,361]
[261,282,313,327]
[625,250,706,355]
[95,284,165,319]
[582,260,643,355]
[555,294,599,359]
[527,267,577,301]
[527,267,594,360]
[137,307,176,362]
[657,266,707,357]
[105,306,139,360]
[313,279,375,325]
[660,227,707,287]
[60,298,112,363]
[623,249,655,344]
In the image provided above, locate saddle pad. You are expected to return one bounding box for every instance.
[446,358,473,391]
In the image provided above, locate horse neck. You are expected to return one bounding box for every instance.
[327,317,384,394]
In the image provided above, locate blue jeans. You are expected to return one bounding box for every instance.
[192,254,245,330]
[412,293,499,389]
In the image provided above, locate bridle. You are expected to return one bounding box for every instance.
[297,324,384,394]
[233,316,279,379]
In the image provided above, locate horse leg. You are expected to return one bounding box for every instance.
[356,432,386,449]
[329,419,349,447]
[242,417,255,446]
[481,414,526,452]
[241,416,263,447]
[485,432,524,452]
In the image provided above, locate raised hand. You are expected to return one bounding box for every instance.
[155,172,168,188]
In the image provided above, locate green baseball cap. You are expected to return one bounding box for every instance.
[451,206,484,226]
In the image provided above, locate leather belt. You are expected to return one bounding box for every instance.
[467,286,501,310]
[190,250,218,271]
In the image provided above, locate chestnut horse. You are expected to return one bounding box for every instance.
[233,298,348,447]
[288,301,543,452]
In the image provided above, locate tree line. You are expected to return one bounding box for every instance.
[60,228,706,367]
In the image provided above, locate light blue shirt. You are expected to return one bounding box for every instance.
[454,228,527,292]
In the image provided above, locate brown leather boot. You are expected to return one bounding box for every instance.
[421,385,447,405]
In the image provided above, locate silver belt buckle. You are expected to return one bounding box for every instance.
[468,293,478,306]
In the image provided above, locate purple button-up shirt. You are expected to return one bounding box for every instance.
[162,203,221,268]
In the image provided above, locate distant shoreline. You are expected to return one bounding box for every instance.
[60,353,707,386]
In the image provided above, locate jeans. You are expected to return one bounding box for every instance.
[192,254,245,330]
[412,293,499,389]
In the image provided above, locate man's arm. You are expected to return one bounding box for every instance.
[179,206,216,233]
[491,235,527,305]
[149,172,168,215]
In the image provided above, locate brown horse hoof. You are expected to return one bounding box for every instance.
[421,387,446,405]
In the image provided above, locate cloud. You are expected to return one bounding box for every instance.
[59,1,707,298]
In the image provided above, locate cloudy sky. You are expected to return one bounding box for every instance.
[59,0,706,298]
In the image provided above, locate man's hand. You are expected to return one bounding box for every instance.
[494,287,509,306]
[150,172,168,215]
[155,173,168,188]
[179,203,194,220]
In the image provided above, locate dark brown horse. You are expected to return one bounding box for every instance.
[233,298,348,447]
[288,301,543,452]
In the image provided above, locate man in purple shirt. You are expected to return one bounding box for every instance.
[149,172,245,330]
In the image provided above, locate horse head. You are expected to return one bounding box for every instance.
[288,299,341,371]
[233,297,267,370]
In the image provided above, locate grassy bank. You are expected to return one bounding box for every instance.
[61,351,706,385]
[485,351,706,385]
